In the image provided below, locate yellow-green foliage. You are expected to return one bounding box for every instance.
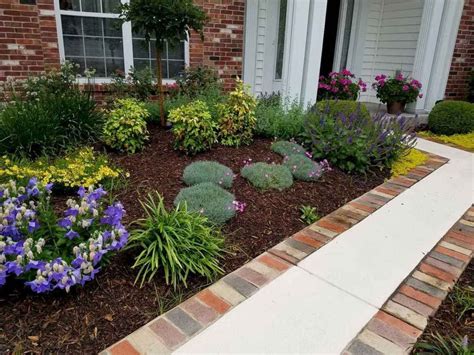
[217,79,257,147]
[391,149,428,177]
[418,131,474,151]
[168,100,217,155]
[103,98,150,153]
[0,147,122,188]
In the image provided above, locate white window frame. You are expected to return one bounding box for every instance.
[53,0,190,84]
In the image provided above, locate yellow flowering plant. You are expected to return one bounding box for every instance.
[0,148,124,191]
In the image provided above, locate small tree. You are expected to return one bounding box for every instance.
[119,0,207,127]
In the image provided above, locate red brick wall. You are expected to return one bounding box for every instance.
[444,0,473,101]
[189,0,245,90]
[0,0,60,81]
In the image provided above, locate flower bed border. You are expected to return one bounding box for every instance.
[102,152,449,355]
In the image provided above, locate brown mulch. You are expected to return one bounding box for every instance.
[414,260,474,352]
[0,126,389,354]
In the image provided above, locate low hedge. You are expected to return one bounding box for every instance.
[428,101,474,135]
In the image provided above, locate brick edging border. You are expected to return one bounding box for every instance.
[343,206,474,354]
[101,152,449,355]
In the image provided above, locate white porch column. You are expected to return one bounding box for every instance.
[281,0,327,106]
[410,0,446,113]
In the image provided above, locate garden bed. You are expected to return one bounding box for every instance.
[0,126,389,354]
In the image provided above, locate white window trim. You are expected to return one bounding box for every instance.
[53,0,190,84]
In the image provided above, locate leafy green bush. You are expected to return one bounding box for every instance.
[176,66,221,98]
[282,154,323,181]
[165,85,224,120]
[103,98,150,153]
[168,100,217,154]
[271,141,307,157]
[241,163,293,191]
[217,79,257,146]
[313,100,370,120]
[428,101,474,135]
[128,192,224,288]
[109,67,156,101]
[302,108,415,173]
[174,182,236,224]
[183,161,234,188]
[255,98,306,139]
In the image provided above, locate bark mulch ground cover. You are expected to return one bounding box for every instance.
[0,126,389,354]
[414,259,474,353]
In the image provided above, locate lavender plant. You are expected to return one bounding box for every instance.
[0,179,128,293]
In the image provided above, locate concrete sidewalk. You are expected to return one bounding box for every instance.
[174,139,473,354]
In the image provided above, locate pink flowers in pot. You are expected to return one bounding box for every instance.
[372,72,423,105]
[318,69,367,101]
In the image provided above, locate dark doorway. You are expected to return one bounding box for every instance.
[319,0,341,77]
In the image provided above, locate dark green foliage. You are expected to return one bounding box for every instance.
[174,182,236,225]
[282,154,322,181]
[176,66,221,97]
[428,101,474,135]
[128,192,225,288]
[313,100,370,120]
[299,205,320,225]
[414,333,472,355]
[241,163,293,191]
[110,67,156,100]
[469,70,474,103]
[183,161,234,188]
[302,107,415,173]
[271,141,307,157]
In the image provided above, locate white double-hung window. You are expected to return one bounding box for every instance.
[54,0,188,81]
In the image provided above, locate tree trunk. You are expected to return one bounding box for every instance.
[155,41,165,127]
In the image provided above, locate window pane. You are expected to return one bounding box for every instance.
[62,16,82,35]
[83,17,102,36]
[85,57,106,76]
[104,38,123,57]
[133,39,149,59]
[168,43,184,60]
[66,57,85,73]
[64,36,84,56]
[104,19,122,37]
[106,58,124,76]
[168,61,185,78]
[60,0,80,11]
[275,0,287,80]
[84,37,104,57]
[133,59,151,72]
[82,0,101,12]
[102,0,121,13]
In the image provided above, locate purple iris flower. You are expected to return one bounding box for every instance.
[26,260,46,271]
[64,207,79,217]
[77,186,86,198]
[65,229,79,240]
[28,220,40,233]
[5,261,23,276]
[58,218,73,229]
[26,278,51,293]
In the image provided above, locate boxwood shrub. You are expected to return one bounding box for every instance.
[183,161,234,188]
[428,101,474,135]
[241,163,293,191]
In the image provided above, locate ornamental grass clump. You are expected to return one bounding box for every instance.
[283,154,330,182]
[103,98,150,154]
[241,163,293,191]
[0,180,128,293]
[271,141,307,157]
[127,192,224,288]
[183,161,234,188]
[174,182,236,225]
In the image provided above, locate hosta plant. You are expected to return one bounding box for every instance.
[103,98,150,154]
[0,179,128,293]
[183,161,234,189]
[127,192,225,288]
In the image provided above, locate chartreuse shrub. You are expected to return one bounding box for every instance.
[271,141,307,157]
[282,154,329,182]
[417,131,474,151]
[217,79,257,147]
[103,98,150,154]
[428,101,474,135]
[313,100,370,120]
[174,182,236,225]
[0,147,122,190]
[241,163,293,191]
[303,109,415,173]
[390,149,428,177]
[0,180,128,293]
[168,100,217,155]
[127,192,224,288]
[183,161,234,188]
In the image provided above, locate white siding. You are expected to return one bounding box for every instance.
[358,0,424,102]
[254,0,267,95]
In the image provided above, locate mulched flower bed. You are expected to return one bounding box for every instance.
[0,126,389,354]
[414,259,473,352]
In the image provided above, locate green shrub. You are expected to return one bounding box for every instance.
[174,182,236,224]
[183,161,234,188]
[414,332,473,355]
[109,67,156,101]
[300,205,320,225]
[271,141,307,157]
[313,100,370,120]
[469,70,474,103]
[168,100,217,155]
[428,101,474,135]
[255,98,306,139]
[217,79,257,146]
[176,66,221,98]
[302,109,415,173]
[103,98,150,153]
[128,192,224,288]
[241,163,293,191]
[282,154,323,181]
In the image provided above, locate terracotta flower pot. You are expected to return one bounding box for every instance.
[386,101,406,114]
